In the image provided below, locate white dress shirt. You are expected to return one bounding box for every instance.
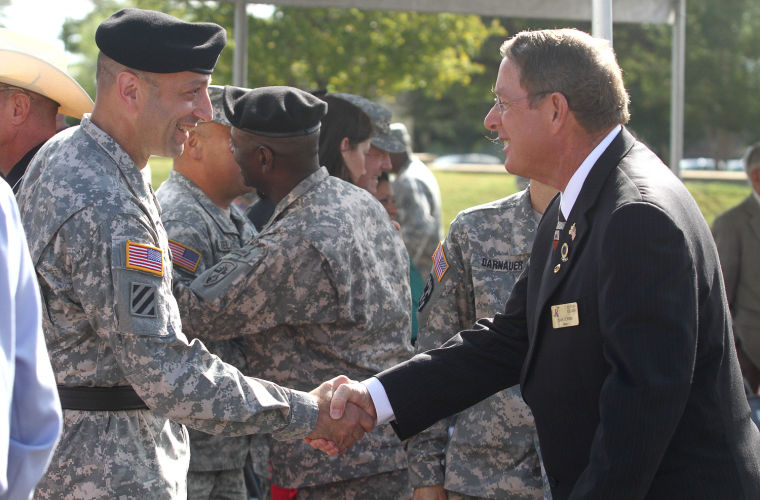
[0,180,62,499]
[364,125,623,426]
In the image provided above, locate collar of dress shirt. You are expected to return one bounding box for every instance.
[560,125,622,219]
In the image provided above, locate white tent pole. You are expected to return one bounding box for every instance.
[233,0,248,87]
[670,0,685,175]
[592,0,613,43]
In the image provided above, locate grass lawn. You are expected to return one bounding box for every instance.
[148,157,751,233]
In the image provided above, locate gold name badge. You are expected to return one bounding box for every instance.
[551,302,579,329]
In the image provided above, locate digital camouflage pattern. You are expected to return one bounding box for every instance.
[17,117,319,499]
[392,156,443,274]
[296,468,411,500]
[408,188,544,499]
[175,167,414,489]
[187,468,247,500]
[156,170,256,479]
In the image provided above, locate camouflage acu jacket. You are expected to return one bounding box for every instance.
[393,157,442,274]
[408,188,544,499]
[17,117,318,499]
[176,167,414,488]
[157,169,257,472]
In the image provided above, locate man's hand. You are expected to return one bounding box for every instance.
[329,379,376,420]
[413,485,448,500]
[305,376,376,455]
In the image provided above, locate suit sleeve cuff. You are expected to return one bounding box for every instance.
[363,377,395,425]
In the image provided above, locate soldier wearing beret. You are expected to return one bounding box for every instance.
[155,85,257,500]
[174,85,414,499]
[17,9,372,499]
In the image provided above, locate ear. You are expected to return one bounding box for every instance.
[116,71,142,112]
[186,131,203,161]
[8,93,32,125]
[339,137,351,152]
[259,145,274,172]
[546,91,570,134]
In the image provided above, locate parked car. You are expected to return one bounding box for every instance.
[725,158,744,171]
[432,153,503,166]
[679,157,717,170]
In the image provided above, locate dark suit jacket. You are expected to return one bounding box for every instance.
[712,194,760,369]
[378,128,760,499]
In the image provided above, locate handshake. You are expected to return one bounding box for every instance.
[304,376,377,455]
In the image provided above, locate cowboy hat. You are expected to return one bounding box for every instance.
[0,28,93,118]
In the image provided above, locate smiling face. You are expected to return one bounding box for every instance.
[358,145,392,194]
[341,137,371,185]
[229,126,262,189]
[139,71,213,159]
[483,57,551,181]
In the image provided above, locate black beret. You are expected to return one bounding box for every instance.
[223,86,328,138]
[95,9,226,74]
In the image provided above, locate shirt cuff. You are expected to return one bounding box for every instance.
[363,377,395,425]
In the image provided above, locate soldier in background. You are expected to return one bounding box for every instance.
[389,122,443,277]
[16,9,372,498]
[409,180,557,500]
[175,85,413,499]
[155,85,257,500]
[330,92,405,195]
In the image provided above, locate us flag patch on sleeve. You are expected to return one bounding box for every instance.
[126,241,163,276]
[432,241,449,282]
[168,239,201,272]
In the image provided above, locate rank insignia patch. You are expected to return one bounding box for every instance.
[131,283,157,317]
[168,240,201,272]
[432,242,449,282]
[126,241,163,276]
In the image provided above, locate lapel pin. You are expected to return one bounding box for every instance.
[569,223,577,241]
[554,263,561,273]
[561,242,569,262]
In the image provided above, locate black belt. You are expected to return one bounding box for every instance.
[57,386,149,411]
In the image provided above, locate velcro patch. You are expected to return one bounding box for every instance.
[432,242,449,282]
[126,241,163,276]
[168,239,201,272]
[130,283,157,317]
[418,273,434,312]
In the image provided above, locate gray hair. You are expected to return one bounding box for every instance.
[500,29,630,133]
[744,143,760,174]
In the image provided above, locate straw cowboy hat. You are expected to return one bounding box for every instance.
[0,28,93,118]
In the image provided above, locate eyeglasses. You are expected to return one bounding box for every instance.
[492,91,551,115]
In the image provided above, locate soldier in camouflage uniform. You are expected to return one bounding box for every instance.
[408,181,557,500]
[155,85,257,500]
[175,85,414,499]
[16,10,371,499]
[389,122,443,276]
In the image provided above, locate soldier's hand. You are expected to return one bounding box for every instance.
[304,375,376,455]
[413,485,448,500]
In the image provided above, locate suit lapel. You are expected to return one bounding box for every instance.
[522,128,637,381]
[743,196,760,243]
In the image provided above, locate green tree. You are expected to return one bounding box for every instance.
[61,1,502,103]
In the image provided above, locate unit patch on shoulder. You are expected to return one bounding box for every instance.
[126,241,163,276]
[432,242,449,282]
[131,283,157,317]
[168,239,202,272]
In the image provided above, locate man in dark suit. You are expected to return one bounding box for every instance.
[315,29,760,499]
[713,144,760,393]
